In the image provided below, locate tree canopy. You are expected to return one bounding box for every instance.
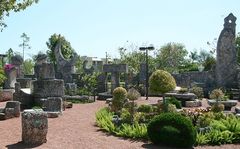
[46,33,75,67]
[155,42,188,73]
[0,0,39,31]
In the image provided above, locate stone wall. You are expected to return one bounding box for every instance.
[172,71,215,96]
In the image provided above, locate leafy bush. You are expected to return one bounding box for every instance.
[96,107,148,139]
[137,105,153,113]
[96,108,116,133]
[116,123,148,139]
[120,108,131,124]
[149,70,176,94]
[0,68,6,87]
[210,89,224,100]
[211,103,224,113]
[196,114,240,146]
[111,87,127,113]
[127,88,141,101]
[166,97,182,109]
[147,113,196,148]
[190,86,204,99]
[149,70,176,112]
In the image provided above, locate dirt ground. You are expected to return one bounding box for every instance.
[0,97,240,149]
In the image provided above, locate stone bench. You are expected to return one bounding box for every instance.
[165,93,197,107]
[208,100,238,111]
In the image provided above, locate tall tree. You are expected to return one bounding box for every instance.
[46,33,75,67]
[23,58,34,75]
[19,32,31,61]
[0,0,39,31]
[155,42,188,73]
[118,46,155,74]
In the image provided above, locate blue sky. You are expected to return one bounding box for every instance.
[0,0,240,60]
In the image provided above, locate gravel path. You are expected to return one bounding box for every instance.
[0,97,239,149]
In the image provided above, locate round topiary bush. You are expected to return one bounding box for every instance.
[149,70,176,112]
[149,70,176,94]
[147,113,196,148]
[111,87,127,113]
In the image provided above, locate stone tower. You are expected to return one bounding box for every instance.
[215,13,238,88]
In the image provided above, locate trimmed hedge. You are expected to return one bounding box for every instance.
[147,113,196,148]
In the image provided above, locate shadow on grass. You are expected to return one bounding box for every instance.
[6,141,43,149]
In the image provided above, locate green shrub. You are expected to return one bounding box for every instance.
[111,87,127,113]
[211,103,224,113]
[209,89,224,100]
[190,86,204,99]
[195,132,210,146]
[127,88,141,101]
[147,113,196,148]
[96,107,116,133]
[116,123,148,139]
[120,108,131,124]
[149,70,176,94]
[137,104,153,113]
[166,97,182,109]
[149,70,176,112]
[96,107,148,139]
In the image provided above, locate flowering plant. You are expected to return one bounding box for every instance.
[4,64,15,72]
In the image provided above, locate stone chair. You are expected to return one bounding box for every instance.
[0,101,20,120]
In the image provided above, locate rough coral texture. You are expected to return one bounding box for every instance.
[22,109,48,145]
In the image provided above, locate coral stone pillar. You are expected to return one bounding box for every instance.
[22,109,48,145]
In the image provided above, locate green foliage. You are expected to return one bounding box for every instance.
[0,0,39,31]
[195,132,210,146]
[0,68,6,87]
[196,114,240,146]
[23,59,34,75]
[166,97,182,109]
[210,89,224,101]
[46,33,75,67]
[116,123,148,139]
[111,87,127,113]
[127,88,141,101]
[137,105,153,113]
[96,107,148,139]
[95,108,116,133]
[149,70,176,94]
[118,45,155,73]
[190,86,204,99]
[155,42,188,73]
[147,113,196,148]
[211,104,224,113]
[120,108,131,123]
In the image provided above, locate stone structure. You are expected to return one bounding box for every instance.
[13,82,33,109]
[170,14,239,96]
[208,99,238,111]
[3,66,17,89]
[0,89,14,102]
[22,109,48,145]
[54,41,78,83]
[103,64,128,92]
[41,97,63,118]
[11,55,24,78]
[31,60,64,105]
[83,60,94,74]
[0,101,20,120]
[216,13,238,88]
